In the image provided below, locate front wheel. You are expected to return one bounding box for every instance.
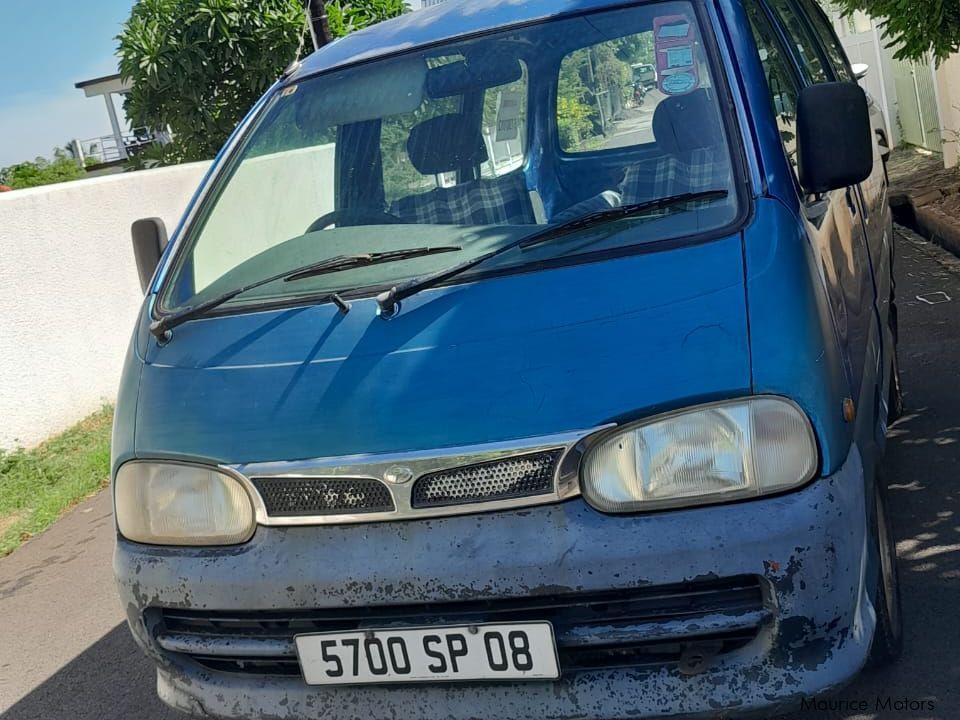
[868,473,903,667]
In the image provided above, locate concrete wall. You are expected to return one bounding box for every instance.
[195,144,336,289]
[0,163,210,449]
[934,55,960,168]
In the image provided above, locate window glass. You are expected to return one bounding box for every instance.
[159,1,739,315]
[379,58,528,205]
[557,31,658,152]
[766,0,829,83]
[380,57,465,206]
[797,0,855,81]
[480,67,528,178]
[746,2,802,172]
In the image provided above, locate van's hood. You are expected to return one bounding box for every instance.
[136,235,751,464]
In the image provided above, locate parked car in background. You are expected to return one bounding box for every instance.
[114,0,901,717]
[632,61,657,87]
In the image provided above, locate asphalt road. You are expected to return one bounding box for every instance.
[1,229,959,720]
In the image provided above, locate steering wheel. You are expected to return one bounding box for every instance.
[305,209,404,234]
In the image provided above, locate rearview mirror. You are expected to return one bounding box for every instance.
[796,82,873,195]
[852,63,869,80]
[131,217,168,294]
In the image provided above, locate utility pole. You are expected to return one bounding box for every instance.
[303,0,333,50]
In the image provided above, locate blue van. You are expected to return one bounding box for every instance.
[114,0,902,717]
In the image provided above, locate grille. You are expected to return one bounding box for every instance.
[411,449,563,508]
[152,576,769,677]
[252,477,394,517]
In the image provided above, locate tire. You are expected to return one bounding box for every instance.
[868,474,903,667]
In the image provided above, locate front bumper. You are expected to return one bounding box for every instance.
[116,446,875,719]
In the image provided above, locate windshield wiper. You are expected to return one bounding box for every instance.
[150,246,461,340]
[375,190,728,317]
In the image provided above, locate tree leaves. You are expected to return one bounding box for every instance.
[831,0,960,63]
[0,149,86,189]
[117,0,405,163]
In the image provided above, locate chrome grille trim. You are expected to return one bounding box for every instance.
[226,426,611,526]
[411,449,563,508]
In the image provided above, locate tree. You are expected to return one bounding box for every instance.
[326,0,406,37]
[830,0,960,63]
[0,149,86,190]
[117,0,405,164]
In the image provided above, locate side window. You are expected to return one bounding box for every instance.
[746,3,802,173]
[480,65,528,178]
[796,0,855,82]
[766,0,829,84]
[556,30,659,153]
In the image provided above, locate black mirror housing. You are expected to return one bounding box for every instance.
[797,82,873,195]
[131,217,168,294]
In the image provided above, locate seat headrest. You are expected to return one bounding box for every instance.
[406,114,488,176]
[652,89,724,156]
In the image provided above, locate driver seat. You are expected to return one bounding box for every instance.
[619,89,731,204]
[389,114,537,226]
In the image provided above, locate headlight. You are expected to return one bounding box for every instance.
[115,462,256,545]
[581,397,818,513]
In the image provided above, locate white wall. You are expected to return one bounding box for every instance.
[195,144,336,289]
[0,163,210,449]
[935,55,960,168]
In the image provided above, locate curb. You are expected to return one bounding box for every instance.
[913,204,960,259]
[889,192,960,260]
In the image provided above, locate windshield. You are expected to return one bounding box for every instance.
[160,1,740,314]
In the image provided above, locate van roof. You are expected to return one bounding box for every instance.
[292,0,645,80]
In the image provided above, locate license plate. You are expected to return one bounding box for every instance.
[295,622,559,686]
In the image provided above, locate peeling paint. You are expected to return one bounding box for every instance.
[114,449,875,719]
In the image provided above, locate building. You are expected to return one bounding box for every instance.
[73,73,167,168]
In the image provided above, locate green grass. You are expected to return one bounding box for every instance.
[0,406,113,557]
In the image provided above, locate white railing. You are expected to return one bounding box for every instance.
[77,127,165,164]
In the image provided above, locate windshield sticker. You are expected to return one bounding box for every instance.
[665,46,694,69]
[656,21,690,39]
[654,14,699,96]
[661,72,697,94]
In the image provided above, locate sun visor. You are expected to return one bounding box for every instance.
[426,57,522,98]
[295,57,426,128]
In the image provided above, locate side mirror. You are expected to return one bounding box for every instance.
[131,217,168,294]
[796,82,873,195]
[851,63,869,80]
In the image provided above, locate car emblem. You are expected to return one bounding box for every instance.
[383,466,414,485]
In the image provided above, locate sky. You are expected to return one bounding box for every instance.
[0,0,135,167]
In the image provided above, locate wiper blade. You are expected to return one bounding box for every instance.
[281,246,461,281]
[150,245,460,340]
[375,190,728,317]
[518,190,728,250]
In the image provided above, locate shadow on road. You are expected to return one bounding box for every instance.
[776,233,960,719]
[0,624,180,720]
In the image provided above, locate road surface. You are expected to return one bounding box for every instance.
[2,229,959,720]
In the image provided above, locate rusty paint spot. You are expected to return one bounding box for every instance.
[843,397,856,423]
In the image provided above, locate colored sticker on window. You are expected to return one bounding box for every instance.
[654,14,699,95]
[661,72,698,94]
